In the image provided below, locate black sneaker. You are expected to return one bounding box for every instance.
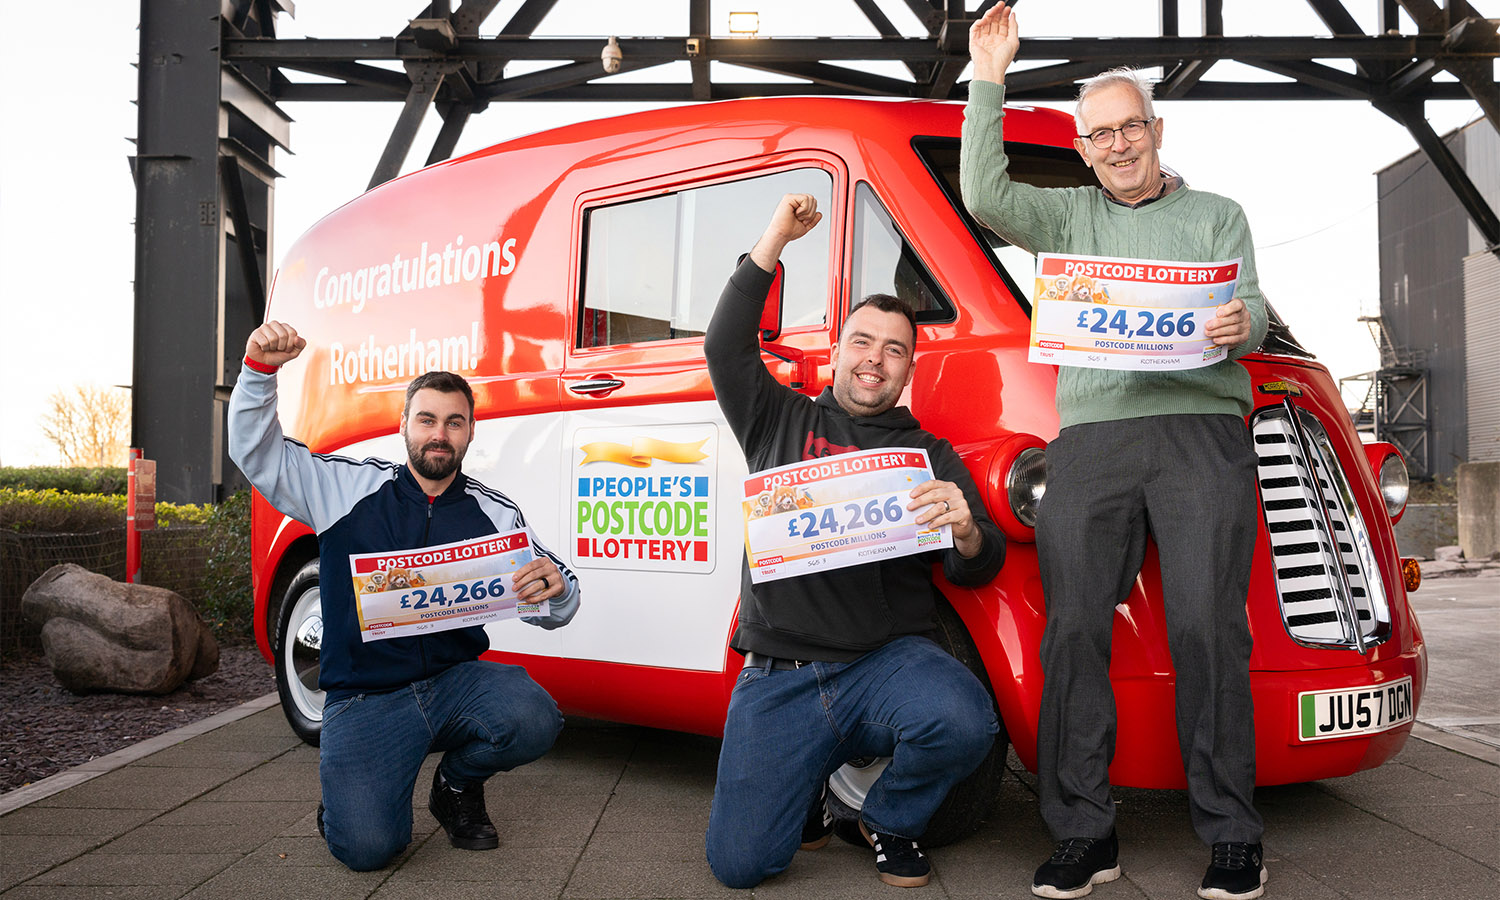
[1031,830,1120,898]
[427,769,500,851]
[859,820,930,888]
[1199,842,1267,900]
[800,787,833,850]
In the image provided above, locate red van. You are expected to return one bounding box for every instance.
[250,96,1425,843]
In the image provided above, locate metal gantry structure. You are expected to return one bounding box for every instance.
[134,0,1500,501]
[1343,316,1433,476]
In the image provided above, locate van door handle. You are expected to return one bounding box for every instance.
[568,378,625,395]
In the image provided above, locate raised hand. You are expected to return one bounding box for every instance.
[245,321,307,368]
[969,3,1020,85]
[750,193,822,271]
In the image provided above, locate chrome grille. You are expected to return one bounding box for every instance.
[1252,403,1390,651]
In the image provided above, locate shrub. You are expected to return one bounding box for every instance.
[0,466,128,495]
[197,490,254,640]
[0,488,210,533]
[0,488,253,649]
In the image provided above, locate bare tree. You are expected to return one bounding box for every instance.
[40,384,131,467]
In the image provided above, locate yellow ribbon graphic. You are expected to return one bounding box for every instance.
[579,437,709,467]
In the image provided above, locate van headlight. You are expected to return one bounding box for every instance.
[1378,452,1408,518]
[1006,447,1047,528]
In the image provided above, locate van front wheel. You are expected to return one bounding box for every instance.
[274,560,325,746]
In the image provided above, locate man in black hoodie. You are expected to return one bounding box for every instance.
[703,193,1006,890]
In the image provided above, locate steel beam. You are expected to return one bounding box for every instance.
[1375,97,1500,252]
[1204,0,1224,36]
[218,155,265,321]
[227,34,1479,65]
[135,1,227,502]
[1240,59,1372,100]
[425,102,474,165]
[1158,60,1214,99]
[369,65,451,190]
[690,0,710,102]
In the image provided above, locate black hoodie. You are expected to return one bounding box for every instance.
[705,258,1005,662]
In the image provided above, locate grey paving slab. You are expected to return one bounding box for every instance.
[762,839,957,899]
[492,768,629,798]
[1385,734,1500,787]
[1,886,194,900]
[178,863,386,900]
[487,794,612,850]
[1374,800,1500,868]
[594,778,715,835]
[97,822,294,856]
[369,882,562,900]
[30,766,234,811]
[1315,761,1500,809]
[1409,579,1500,726]
[151,799,310,830]
[24,852,240,887]
[562,855,741,899]
[896,832,1043,900]
[0,805,158,836]
[195,758,321,803]
[130,746,289,771]
[235,834,353,867]
[564,830,742,898]
[387,837,578,884]
[0,834,108,890]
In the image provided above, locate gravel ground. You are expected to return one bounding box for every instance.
[0,644,277,794]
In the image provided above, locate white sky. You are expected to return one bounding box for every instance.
[1,0,1493,465]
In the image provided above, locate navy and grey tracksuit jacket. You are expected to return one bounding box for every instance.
[228,363,580,704]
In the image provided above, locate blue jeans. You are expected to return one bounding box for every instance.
[705,635,997,888]
[318,659,563,871]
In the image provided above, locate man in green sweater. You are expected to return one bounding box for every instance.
[961,6,1270,900]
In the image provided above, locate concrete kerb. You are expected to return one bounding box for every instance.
[0,690,281,816]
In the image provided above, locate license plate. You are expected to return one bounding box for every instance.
[1297,676,1414,742]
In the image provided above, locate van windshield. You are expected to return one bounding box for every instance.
[915,139,1095,314]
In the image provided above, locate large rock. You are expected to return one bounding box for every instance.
[20,564,220,695]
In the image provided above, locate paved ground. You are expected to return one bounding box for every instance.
[2,573,1495,899]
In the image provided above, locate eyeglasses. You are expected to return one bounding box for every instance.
[1079,118,1155,148]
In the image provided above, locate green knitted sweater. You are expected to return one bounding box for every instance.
[959,80,1269,429]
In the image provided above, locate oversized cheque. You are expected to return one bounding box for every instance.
[740,448,952,584]
[1028,252,1241,371]
[349,528,548,641]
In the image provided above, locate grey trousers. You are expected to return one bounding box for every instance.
[1035,413,1263,845]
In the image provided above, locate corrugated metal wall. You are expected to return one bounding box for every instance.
[1377,119,1500,478]
[1465,251,1500,463]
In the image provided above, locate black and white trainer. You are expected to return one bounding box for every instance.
[1199,841,1267,900]
[800,786,833,850]
[860,820,930,888]
[427,769,500,851]
[1031,829,1121,898]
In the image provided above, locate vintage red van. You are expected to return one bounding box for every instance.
[249,96,1425,842]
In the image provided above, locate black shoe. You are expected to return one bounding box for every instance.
[860,820,930,888]
[1031,830,1121,898]
[1199,842,1267,900]
[800,786,833,850]
[427,769,500,851]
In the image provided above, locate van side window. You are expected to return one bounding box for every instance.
[852,182,954,323]
[580,169,832,348]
